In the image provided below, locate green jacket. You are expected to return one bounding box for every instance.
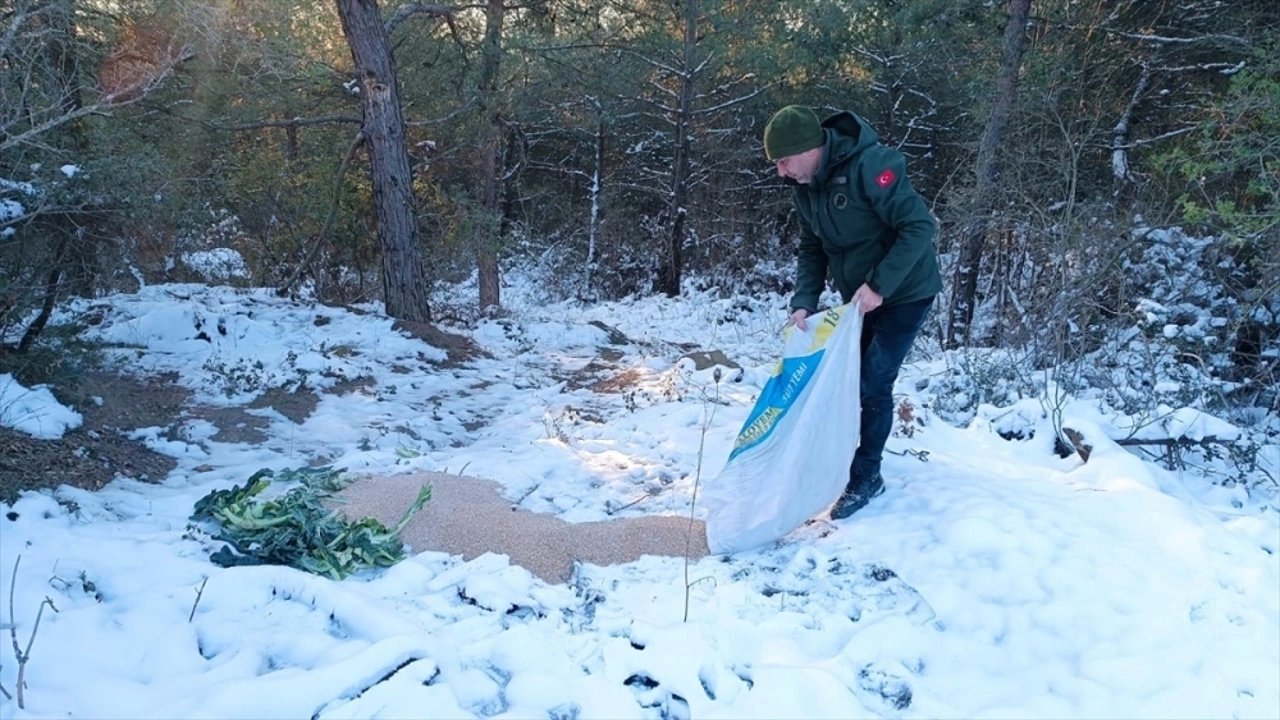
[789,111,942,312]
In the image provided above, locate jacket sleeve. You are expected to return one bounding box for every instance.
[790,191,828,313]
[859,146,937,299]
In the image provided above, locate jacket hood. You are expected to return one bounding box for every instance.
[812,111,879,186]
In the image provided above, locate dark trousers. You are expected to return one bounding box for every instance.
[850,296,934,481]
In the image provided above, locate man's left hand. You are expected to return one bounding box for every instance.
[852,284,883,313]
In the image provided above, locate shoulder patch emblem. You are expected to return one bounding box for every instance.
[876,168,896,189]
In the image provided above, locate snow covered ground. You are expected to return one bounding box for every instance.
[2,279,1277,719]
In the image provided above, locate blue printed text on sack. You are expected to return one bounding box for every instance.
[727,351,823,461]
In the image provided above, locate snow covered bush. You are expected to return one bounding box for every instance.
[928,347,1042,427]
[179,248,250,283]
[921,225,1276,492]
[1072,227,1277,422]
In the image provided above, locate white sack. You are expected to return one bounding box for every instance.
[702,305,861,554]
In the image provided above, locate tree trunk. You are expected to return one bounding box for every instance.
[588,107,605,271]
[476,0,505,310]
[335,0,431,323]
[656,0,698,298]
[1111,61,1152,195]
[18,237,68,353]
[945,0,1031,348]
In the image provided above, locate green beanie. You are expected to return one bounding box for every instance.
[764,105,823,161]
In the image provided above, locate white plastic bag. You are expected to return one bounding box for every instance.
[703,305,861,554]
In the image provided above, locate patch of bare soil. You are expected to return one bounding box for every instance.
[0,369,356,505]
[177,383,327,446]
[249,385,321,425]
[392,319,489,368]
[184,405,272,444]
[0,370,186,505]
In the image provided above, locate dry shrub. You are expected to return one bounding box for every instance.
[895,397,918,438]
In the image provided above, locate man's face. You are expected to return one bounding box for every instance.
[774,147,822,184]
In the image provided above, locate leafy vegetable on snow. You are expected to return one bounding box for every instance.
[190,466,430,579]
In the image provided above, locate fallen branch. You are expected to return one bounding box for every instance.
[1113,435,1231,448]
[1116,435,1237,472]
[1064,426,1240,470]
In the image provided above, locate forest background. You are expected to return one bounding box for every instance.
[2,0,1278,491]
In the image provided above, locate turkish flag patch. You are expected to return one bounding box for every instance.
[876,168,896,189]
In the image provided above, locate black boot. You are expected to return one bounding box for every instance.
[830,472,885,520]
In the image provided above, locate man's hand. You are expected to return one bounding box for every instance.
[788,308,810,331]
[852,284,883,313]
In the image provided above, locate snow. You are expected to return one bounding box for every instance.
[0,200,23,223]
[0,374,83,439]
[1,278,1277,719]
[181,248,250,280]
[0,178,38,196]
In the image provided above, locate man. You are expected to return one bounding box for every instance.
[764,104,941,519]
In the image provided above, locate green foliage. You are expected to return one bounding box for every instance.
[1159,43,1280,251]
[2,0,1274,415]
[190,466,431,580]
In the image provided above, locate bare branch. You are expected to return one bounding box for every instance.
[188,577,208,623]
[852,46,908,67]
[1,44,193,152]
[524,160,593,181]
[646,76,679,102]
[278,130,366,296]
[1108,30,1250,47]
[0,0,39,60]
[404,96,478,126]
[6,555,59,709]
[384,2,477,53]
[606,44,686,79]
[1117,125,1198,149]
[1153,60,1247,75]
[692,72,759,102]
[224,115,361,131]
[385,3,458,35]
[690,51,714,78]
[637,93,678,117]
[1,103,106,153]
[691,81,775,118]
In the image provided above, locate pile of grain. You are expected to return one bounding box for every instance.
[336,472,709,584]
